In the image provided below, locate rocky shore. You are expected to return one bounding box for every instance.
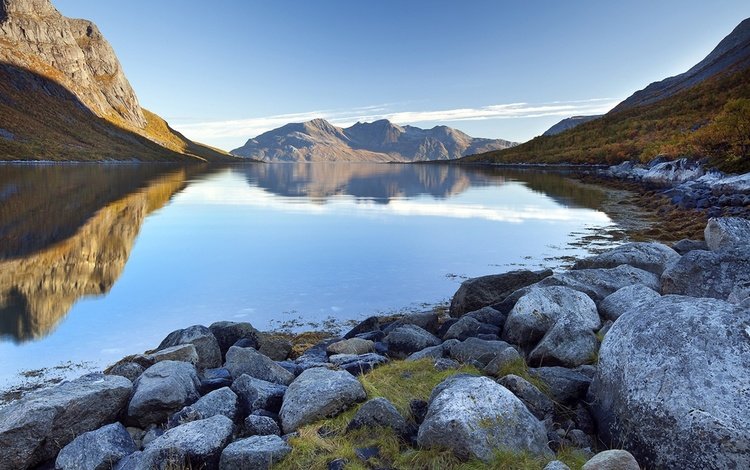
[1,216,749,469]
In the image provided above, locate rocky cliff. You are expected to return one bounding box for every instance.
[231,118,516,162]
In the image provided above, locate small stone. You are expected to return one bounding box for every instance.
[326,338,375,356]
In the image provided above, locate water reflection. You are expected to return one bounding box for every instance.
[0,166,190,342]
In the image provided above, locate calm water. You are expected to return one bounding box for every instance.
[0,163,621,389]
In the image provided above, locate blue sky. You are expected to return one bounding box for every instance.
[54,1,750,151]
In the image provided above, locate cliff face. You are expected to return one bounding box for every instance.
[232,118,516,162]
[0,0,145,128]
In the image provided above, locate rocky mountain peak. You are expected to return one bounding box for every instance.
[0,0,147,128]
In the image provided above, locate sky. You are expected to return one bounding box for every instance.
[53,1,750,151]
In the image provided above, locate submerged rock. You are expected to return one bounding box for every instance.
[55,422,136,470]
[589,295,750,469]
[0,373,132,469]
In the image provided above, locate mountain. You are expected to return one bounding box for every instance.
[462,17,750,172]
[231,118,516,162]
[542,115,602,136]
[0,0,231,161]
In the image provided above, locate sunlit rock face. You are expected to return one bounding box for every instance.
[0,169,187,342]
[0,0,146,128]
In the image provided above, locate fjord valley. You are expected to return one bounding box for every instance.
[1,1,750,469]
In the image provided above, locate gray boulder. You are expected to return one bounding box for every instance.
[417,376,551,461]
[498,374,555,420]
[449,269,552,317]
[209,321,261,356]
[544,461,571,470]
[589,295,750,469]
[105,362,145,383]
[141,415,234,469]
[0,373,132,469]
[279,368,366,433]
[156,325,221,369]
[383,324,441,359]
[662,246,750,300]
[449,337,514,367]
[126,360,200,427]
[537,265,660,304]
[528,367,591,405]
[465,306,506,327]
[482,346,522,377]
[244,415,281,436]
[598,284,661,321]
[328,352,388,375]
[382,311,439,334]
[146,344,199,365]
[55,422,135,470]
[257,334,293,361]
[219,435,291,470]
[224,346,295,385]
[347,397,408,436]
[326,338,374,355]
[671,238,708,254]
[573,242,680,275]
[705,217,750,251]
[170,387,238,427]
[112,451,143,470]
[231,374,288,414]
[582,449,640,470]
[443,316,498,341]
[406,339,459,361]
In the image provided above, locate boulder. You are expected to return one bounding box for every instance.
[209,321,262,357]
[528,367,591,405]
[465,306,506,327]
[199,367,233,395]
[589,295,750,469]
[343,316,381,339]
[704,217,750,251]
[112,451,142,470]
[126,360,200,427]
[279,368,366,433]
[170,387,238,427]
[328,353,388,375]
[326,338,375,356]
[536,265,660,304]
[497,374,555,420]
[224,346,295,385]
[382,311,439,334]
[671,238,708,255]
[406,339,459,361]
[449,337,514,367]
[55,422,135,470]
[417,376,551,461]
[258,334,293,361]
[582,449,640,470]
[146,344,199,365]
[482,346,522,377]
[598,284,661,322]
[219,435,291,470]
[443,316,498,341]
[641,157,704,184]
[449,269,552,317]
[231,374,288,415]
[347,397,408,436]
[661,246,750,300]
[140,415,234,469]
[573,242,680,275]
[0,373,132,469]
[383,324,441,359]
[105,362,145,383]
[244,415,281,437]
[543,461,571,470]
[156,325,222,369]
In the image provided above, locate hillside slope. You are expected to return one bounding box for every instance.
[232,118,515,162]
[464,18,750,172]
[0,0,231,161]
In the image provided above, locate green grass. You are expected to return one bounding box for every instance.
[273,359,590,470]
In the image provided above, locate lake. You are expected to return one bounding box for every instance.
[0,163,623,392]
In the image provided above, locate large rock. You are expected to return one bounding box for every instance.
[598,284,661,322]
[449,269,552,317]
[244,415,281,437]
[382,311,439,334]
[589,295,750,469]
[443,316,498,341]
[347,397,408,436]
[156,325,222,369]
[257,334,293,361]
[328,352,388,375]
[503,286,600,367]
[326,338,374,356]
[582,450,640,470]
[536,265,660,304]
[383,324,441,359]
[140,415,234,469]
[573,242,680,275]
[661,246,750,300]
[126,360,200,427]
[671,238,708,255]
[0,373,131,469]
[279,368,366,433]
[55,422,136,470]
[497,374,555,420]
[528,366,591,405]
[224,346,295,385]
[417,376,551,461]
[449,337,514,367]
[231,374,288,414]
[146,344,199,365]
[704,217,750,251]
[170,387,238,427]
[407,339,459,361]
[209,321,262,357]
[219,435,291,470]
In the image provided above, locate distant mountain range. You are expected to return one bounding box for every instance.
[231,118,516,162]
[463,17,750,171]
[0,0,230,161]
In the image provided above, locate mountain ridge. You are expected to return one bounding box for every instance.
[232,118,516,162]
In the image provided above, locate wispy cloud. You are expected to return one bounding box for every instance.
[171,98,618,145]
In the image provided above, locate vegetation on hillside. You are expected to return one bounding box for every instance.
[462,68,750,173]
